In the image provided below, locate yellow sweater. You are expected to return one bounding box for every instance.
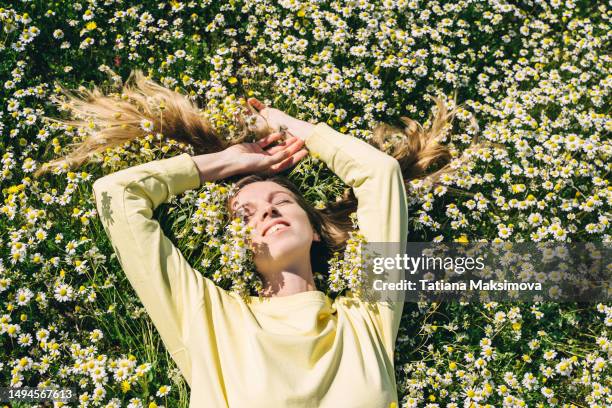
[92,123,409,408]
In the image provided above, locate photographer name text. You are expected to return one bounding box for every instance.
[373,279,543,292]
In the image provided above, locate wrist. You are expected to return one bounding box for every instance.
[283,116,316,141]
[191,151,241,184]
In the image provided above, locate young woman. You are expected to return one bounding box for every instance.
[37,71,478,407]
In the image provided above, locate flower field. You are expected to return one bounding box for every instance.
[0,0,610,407]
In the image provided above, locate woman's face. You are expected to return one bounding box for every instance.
[229,181,319,273]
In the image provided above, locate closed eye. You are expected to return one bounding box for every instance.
[238,199,291,223]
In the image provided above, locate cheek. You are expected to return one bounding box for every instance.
[292,212,315,236]
[246,206,314,245]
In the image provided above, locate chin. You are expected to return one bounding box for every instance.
[254,235,312,266]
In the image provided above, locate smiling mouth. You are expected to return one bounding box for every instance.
[263,223,290,237]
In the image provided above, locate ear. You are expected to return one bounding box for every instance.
[313,231,321,242]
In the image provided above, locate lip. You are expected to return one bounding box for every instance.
[262,220,291,237]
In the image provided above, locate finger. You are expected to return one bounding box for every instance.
[244,99,259,116]
[256,132,285,148]
[248,97,266,111]
[246,98,266,114]
[267,137,304,155]
[275,136,304,158]
[286,136,305,154]
[264,136,300,154]
[264,137,303,167]
[270,148,309,172]
[265,146,291,165]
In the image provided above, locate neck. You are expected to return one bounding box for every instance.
[260,260,317,297]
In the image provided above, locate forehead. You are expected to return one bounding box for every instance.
[230,181,293,210]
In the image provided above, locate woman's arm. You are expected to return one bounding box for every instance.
[294,121,409,359]
[243,99,408,353]
[92,153,216,387]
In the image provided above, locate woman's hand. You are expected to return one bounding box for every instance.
[191,132,308,184]
[242,98,291,136]
[242,97,316,142]
[224,131,308,175]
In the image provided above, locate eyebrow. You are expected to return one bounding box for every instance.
[232,191,292,212]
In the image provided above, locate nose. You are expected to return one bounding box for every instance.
[258,202,280,223]
[255,203,281,233]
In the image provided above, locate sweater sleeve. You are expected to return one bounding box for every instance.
[91,152,208,388]
[304,123,409,358]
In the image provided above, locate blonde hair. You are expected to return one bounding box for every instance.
[37,70,495,251]
[374,94,479,183]
[35,70,249,177]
